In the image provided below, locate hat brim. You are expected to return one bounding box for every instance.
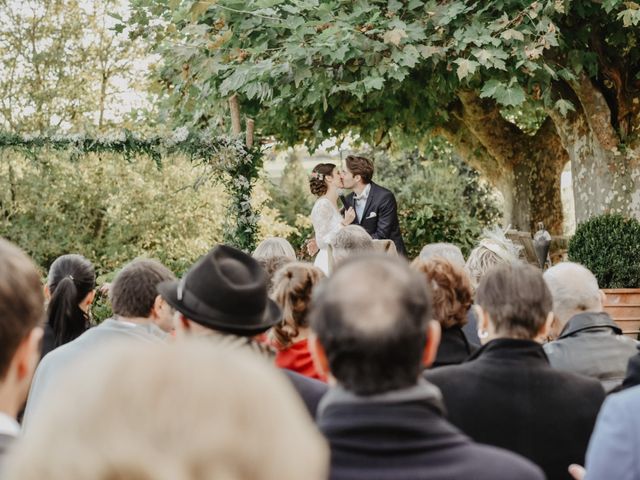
[158,280,281,336]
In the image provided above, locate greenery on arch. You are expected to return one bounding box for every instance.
[0,129,263,251]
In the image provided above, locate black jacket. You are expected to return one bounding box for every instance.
[317,382,544,480]
[618,343,640,392]
[543,311,638,392]
[343,182,405,255]
[425,338,605,480]
[431,326,477,368]
[283,369,327,418]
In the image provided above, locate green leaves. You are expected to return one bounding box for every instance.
[124,0,640,151]
[480,79,526,107]
[454,58,479,80]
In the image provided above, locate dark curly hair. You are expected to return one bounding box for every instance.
[411,257,473,329]
[309,163,336,197]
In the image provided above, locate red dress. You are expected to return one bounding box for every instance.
[275,338,327,382]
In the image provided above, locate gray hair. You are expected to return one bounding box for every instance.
[333,226,374,264]
[419,243,465,267]
[466,227,521,289]
[7,341,328,480]
[543,262,602,327]
[253,237,297,261]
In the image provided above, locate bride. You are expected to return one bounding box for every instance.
[309,163,356,275]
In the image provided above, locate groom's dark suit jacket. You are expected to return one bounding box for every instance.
[343,182,406,255]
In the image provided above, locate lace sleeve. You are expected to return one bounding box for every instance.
[311,199,342,249]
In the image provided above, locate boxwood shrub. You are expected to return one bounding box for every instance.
[568,214,640,288]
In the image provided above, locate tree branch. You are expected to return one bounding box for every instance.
[570,73,619,149]
[455,90,529,166]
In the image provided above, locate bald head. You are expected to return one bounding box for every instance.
[543,262,603,330]
[310,255,432,395]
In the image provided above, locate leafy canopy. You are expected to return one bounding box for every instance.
[127,0,640,146]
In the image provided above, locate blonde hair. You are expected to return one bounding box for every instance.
[253,237,297,261]
[270,262,325,348]
[5,341,328,480]
[465,227,521,289]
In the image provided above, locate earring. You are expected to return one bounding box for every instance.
[478,329,489,339]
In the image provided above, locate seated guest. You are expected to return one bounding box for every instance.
[4,342,328,480]
[253,237,297,261]
[0,240,44,465]
[419,242,465,268]
[270,262,326,381]
[310,255,544,480]
[568,385,640,480]
[463,228,522,345]
[42,254,96,358]
[256,255,293,293]
[618,345,640,391]
[23,259,175,425]
[159,245,328,417]
[411,257,476,367]
[425,264,605,480]
[465,227,521,289]
[543,262,637,392]
[332,225,374,265]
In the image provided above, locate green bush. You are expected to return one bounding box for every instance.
[0,151,235,322]
[0,150,230,274]
[568,214,640,288]
[374,146,501,259]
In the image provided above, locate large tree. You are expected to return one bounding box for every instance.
[0,0,149,134]
[128,0,640,232]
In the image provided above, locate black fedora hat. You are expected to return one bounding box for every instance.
[158,245,281,336]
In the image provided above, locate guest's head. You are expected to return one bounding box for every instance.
[466,228,521,289]
[333,225,374,264]
[253,237,296,261]
[160,245,281,338]
[110,259,176,332]
[411,258,473,330]
[475,264,553,344]
[342,155,374,189]
[5,341,328,480]
[0,239,44,417]
[310,255,440,395]
[419,243,465,268]
[270,262,324,348]
[543,262,604,337]
[309,163,341,197]
[45,254,95,348]
[257,255,294,293]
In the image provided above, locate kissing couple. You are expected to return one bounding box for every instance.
[308,155,405,275]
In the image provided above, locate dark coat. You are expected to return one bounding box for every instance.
[431,326,477,368]
[618,344,640,392]
[317,384,544,480]
[425,338,605,480]
[283,369,327,418]
[343,182,406,255]
[543,311,638,392]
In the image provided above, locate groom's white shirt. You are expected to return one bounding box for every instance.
[354,184,371,223]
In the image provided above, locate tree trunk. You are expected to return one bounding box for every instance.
[548,75,640,224]
[437,93,568,234]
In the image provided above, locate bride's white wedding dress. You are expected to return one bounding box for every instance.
[310,197,343,275]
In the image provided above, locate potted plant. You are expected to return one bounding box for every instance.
[568,214,640,337]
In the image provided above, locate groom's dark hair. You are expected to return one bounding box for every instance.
[309,255,431,396]
[345,155,374,184]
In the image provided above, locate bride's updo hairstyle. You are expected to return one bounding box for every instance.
[309,163,336,197]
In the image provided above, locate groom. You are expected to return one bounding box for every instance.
[340,155,406,255]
